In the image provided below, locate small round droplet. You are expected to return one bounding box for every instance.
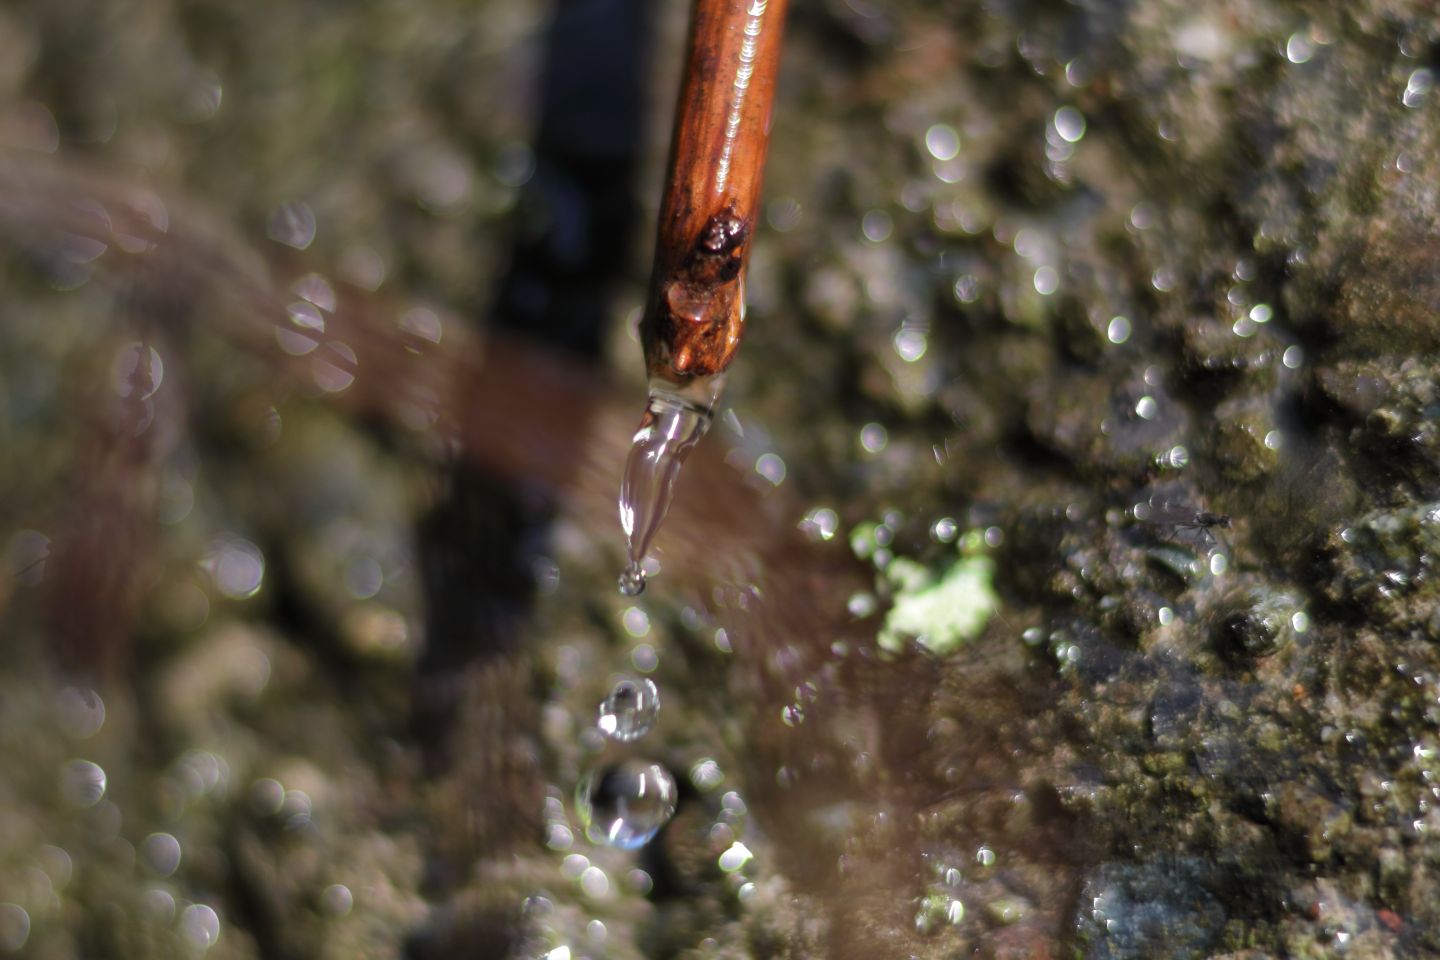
[141,888,176,923]
[848,592,878,618]
[1106,315,1131,344]
[597,677,660,742]
[57,687,106,739]
[201,535,265,599]
[321,883,353,916]
[622,607,651,638]
[630,643,659,673]
[180,903,221,950]
[579,865,610,898]
[925,124,961,162]
[618,563,646,597]
[1033,266,1059,295]
[1156,445,1190,470]
[689,758,724,791]
[914,893,965,935]
[112,342,164,400]
[718,841,753,872]
[0,903,31,952]
[267,201,316,250]
[576,760,678,850]
[1053,106,1086,143]
[859,423,888,454]
[61,759,107,808]
[141,832,182,877]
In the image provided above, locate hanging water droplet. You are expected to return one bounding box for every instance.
[618,562,646,597]
[575,759,677,850]
[617,378,722,595]
[597,677,660,742]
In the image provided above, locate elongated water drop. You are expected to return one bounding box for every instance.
[617,379,721,595]
[576,759,678,849]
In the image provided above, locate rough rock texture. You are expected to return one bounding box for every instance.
[1,0,1439,958]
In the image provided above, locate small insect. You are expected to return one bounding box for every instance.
[1135,498,1231,547]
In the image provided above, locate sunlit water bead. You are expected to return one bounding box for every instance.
[617,382,718,596]
[914,892,965,936]
[141,832,182,877]
[0,903,30,952]
[112,342,164,401]
[596,677,660,742]
[60,759,107,808]
[56,686,105,738]
[859,422,888,455]
[799,506,839,542]
[1155,444,1190,470]
[575,759,677,850]
[1403,68,1433,109]
[200,535,265,600]
[180,903,221,950]
[267,200,316,250]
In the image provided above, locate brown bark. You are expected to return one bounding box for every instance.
[641,0,789,384]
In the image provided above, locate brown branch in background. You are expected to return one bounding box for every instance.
[642,0,789,383]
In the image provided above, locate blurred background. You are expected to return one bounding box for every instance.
[2,0,1440,957]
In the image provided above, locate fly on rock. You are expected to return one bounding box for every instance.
[1134,497,1232,549]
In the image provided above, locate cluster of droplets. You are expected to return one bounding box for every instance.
[690,762,759,902]
[575,676,676,850]
[912,846,1022,939]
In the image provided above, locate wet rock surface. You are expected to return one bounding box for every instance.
[2,0,1440,958]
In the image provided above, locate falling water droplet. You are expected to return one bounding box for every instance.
[575,759,678,849]
[597,677,660,742]
[617,379,722,595]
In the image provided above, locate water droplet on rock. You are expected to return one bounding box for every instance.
[597,677,660,742]
[576,759,677,849]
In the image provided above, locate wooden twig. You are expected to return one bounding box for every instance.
[641,0,789,384]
